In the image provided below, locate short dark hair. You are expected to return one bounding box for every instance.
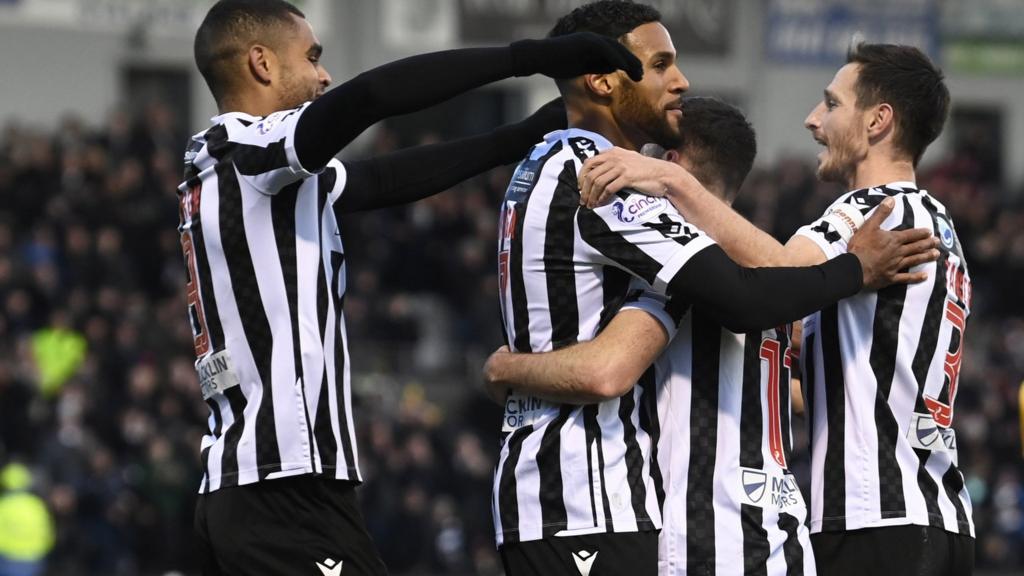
[548,0,661,41]
[846,43,950,166]
[194,0,305,104]
[677,96,756,198]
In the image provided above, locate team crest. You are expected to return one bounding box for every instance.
[742,470,767,503]
[936,216,956,250]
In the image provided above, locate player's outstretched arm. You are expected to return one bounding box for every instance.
[294,32,642,171]
[337,100,566,213]
[482,309,669,406]
[578,148,938,280]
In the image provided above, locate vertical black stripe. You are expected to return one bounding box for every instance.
[219,386,247,487]
[498,426,533,543]
[870,197,915,518]
[545,161,582,350]
[583,405,600,527]
[313,172,337,473]
[586,405,615,531]
[537,406,571,537]
[618,385,652,529]
[915,450,943,526]
[509,200,531,352]
[637,367,665,513]
[778,512,805,576]
[740,332,764,469]
[213,160,280,478]
[687,311,719,574]
[741,504,769,576]
[331,252,357,477]
[597,267,631,333]
[942,463,972,534]
[820,304,846,531]
[272,182,317,473]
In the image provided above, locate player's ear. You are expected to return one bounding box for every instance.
[866,102,894,140]
[583,72,617,99]
[248,45,274,85]
[663,149,680,163]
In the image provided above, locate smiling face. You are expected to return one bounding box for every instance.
[804,63,871,186]
[611,22,689,149]
[274,14,332,110]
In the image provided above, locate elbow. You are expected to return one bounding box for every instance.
[587,360,635,401]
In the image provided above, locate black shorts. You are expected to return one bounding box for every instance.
[194,475,388,576]
[500,530,658,576]
[811,524,974,576]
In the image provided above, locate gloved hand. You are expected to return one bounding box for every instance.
[510,31,644,81]
[494,98,567,164]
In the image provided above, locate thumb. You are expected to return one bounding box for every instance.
[863,197,894,230]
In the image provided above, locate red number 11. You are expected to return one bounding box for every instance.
[760,335,792,469]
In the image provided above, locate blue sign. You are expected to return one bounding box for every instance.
[765,0,939,65]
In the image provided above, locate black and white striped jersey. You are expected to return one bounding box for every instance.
[178,104,360,493]
[625,290,816,576]
[795,182,974,537]
[492,128,716,545]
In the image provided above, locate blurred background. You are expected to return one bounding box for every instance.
[0,0,1021,575]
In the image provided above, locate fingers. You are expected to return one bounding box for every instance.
[892,227,935,245]
[899,249,941,270]
[898,236,940,258]
[862,197,895,231]
[581,164,623,207]
[890,271,930,285]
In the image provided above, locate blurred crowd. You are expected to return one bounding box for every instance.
[0,101,1021,575]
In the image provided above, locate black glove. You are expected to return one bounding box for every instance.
[494,98,567,165]
[510,32,644,82]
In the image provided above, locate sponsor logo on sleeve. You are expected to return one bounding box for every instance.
[197,349,241,400]
[611,195,667,224]
[502,393,554,433]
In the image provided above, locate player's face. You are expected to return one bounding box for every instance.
[804,63,870,185]
[612,22,689,149]
[276,15,332,110]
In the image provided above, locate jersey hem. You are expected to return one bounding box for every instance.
[199,463,363,494]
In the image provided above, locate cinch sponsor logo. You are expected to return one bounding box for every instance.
[611,196,665,224]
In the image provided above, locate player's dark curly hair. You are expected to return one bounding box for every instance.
[195,0,305,105]
[677,97,757,201]
[548,0,661,42]
[846,43,950,166]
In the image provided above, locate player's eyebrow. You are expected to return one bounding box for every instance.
[824,88,839,103]
[307,43,323,58]
[649,50,676,63]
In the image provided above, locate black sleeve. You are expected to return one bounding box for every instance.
[667,246,863,333]
[337,124,532,213]
[336,99,565,213]
[294,47,518,172]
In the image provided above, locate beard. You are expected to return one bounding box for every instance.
[278,68,319,111]
[616,81,682,149]
[816,129,865,186]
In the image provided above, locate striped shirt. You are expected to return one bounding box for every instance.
[493,128,716,545]
[626,290,816,576]
[795,182,974,537]
[177,104,360,493]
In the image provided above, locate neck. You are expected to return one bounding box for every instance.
[218,92,280,118]
[846,152,916,191]
[567,105,646,152]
